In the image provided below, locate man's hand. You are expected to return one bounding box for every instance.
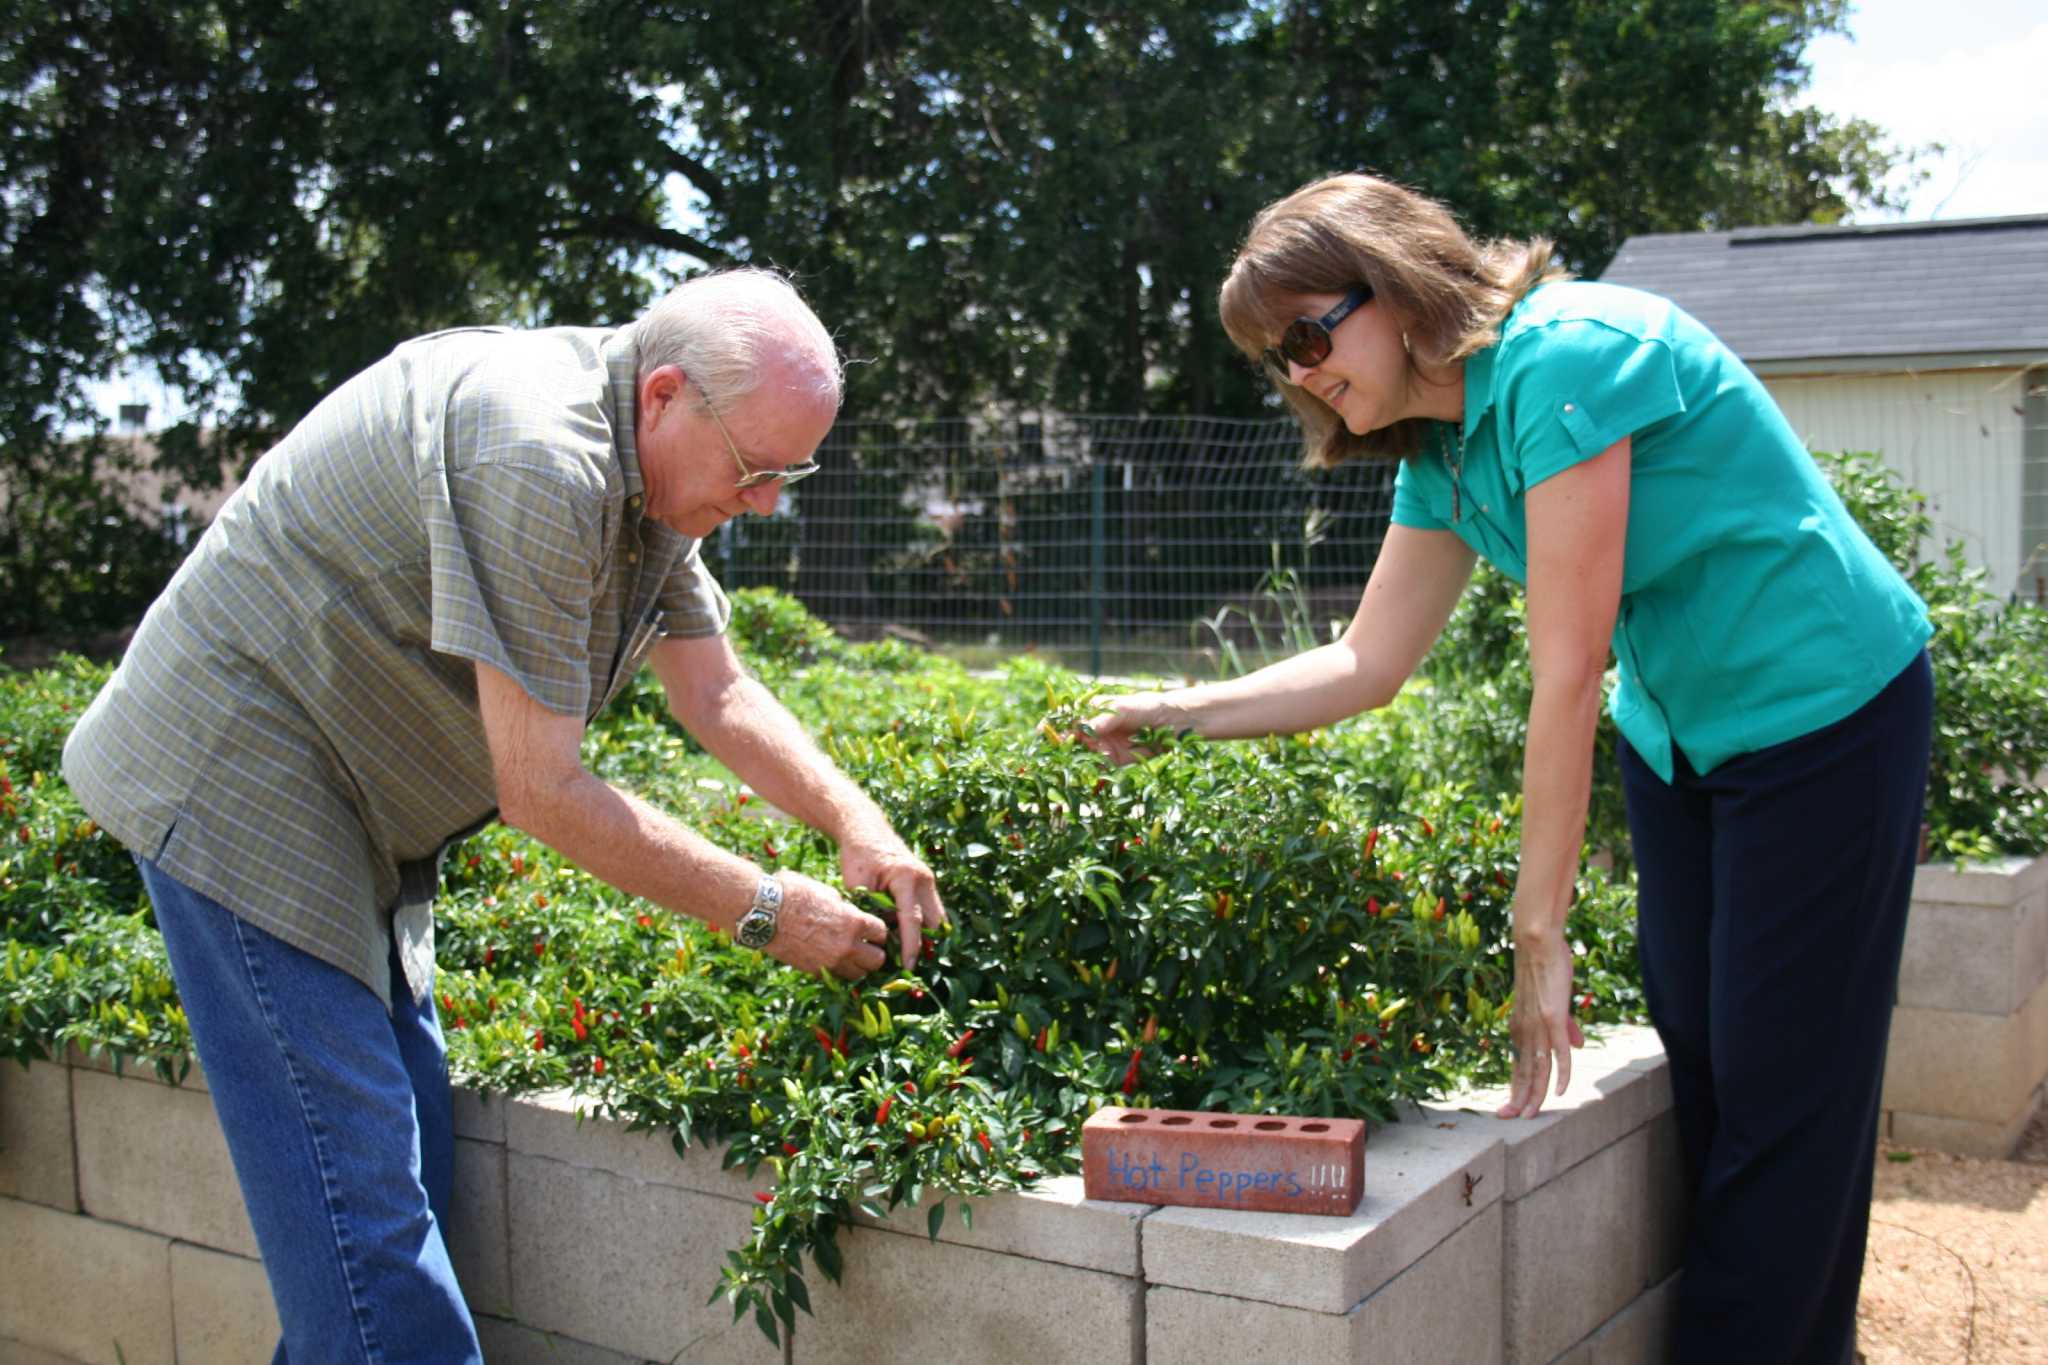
[839,834,946,968]
[766,871,893,980]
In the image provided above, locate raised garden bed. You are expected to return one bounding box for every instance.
[1,1026,1680,1365]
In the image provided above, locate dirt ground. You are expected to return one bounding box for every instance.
[1856,1108,2048,1363]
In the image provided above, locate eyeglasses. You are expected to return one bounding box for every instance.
[1261,285,1374,377]
[701,396,821,490]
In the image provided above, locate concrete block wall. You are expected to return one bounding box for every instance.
[1,1030,1681,1364]
[1885,854,2048,1155]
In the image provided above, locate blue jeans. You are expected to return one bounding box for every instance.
[137,856,481,1365]
[1622,650,1933,1365]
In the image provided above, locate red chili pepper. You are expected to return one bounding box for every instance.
[875,1097,894,1125]
[452,1017,466,1031]
[902,1080,917,1094]
[754,1191,774,1204]
[1366,896,1380,917]
[534,894,548,909]
[1421,818,1435,837]
[440,993,454,1014]
[1142,1015,1158,1044]
[976,1130,993,1154]
[737,793,751,807]
[533,939,546,957]
[636,913,654,928]
[572,1017,588,1042]
[592,1057,605,1075]
[946,1030,976,1058]
[483,947,495,966]
[1034,1025,1048,1052]
[782,1142,800,1156]
[532,1030,546,1052]
[1434,897,1447,920]
[833,1026,848,1057]
[572,997,585,1020]
[763,840,779,859]
[1121,1047,1143,1095]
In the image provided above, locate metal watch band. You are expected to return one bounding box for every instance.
[735,872,784,950]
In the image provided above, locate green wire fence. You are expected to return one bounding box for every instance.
[707,414,1398,678]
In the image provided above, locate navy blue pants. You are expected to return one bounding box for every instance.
[1620,651,1932,1365]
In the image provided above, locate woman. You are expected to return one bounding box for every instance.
[1080,173,1930,1364]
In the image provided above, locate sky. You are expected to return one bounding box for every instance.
[1800,0,2048,220]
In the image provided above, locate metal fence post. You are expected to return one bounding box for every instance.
[1090,453,1106,676]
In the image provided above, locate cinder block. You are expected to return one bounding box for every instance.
[0,1336,87,1364]
[473,1315,650,1364]
[1084,1105,1365,1214]
[1142,1101,1503,1315]
[792,1221,1143,1365]
[169,1242,278,1363]
[1504,1120,1681,1365]
[1898,898,2030,1015]
[1552,1271,1680,1365]
[1882,974,2048,1125]
[1889,1080,2047,1159]
[451,1085,507,1143]
[1421,1026,1671,1200]
[503,1151,778,1363]
[503,1088,757,1202]
[1146,1202,1505,1364]
[63,1044,206,1092]
[449,1136,511,1317]
[0,1197,174,1365]
[1911,854,2047,909]
[849,1173,1151,1276]
[0,1060,77,1211]
[72,1068,258,1257]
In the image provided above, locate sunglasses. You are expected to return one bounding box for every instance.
[1261,285,1374,377]
[701,396,821,490]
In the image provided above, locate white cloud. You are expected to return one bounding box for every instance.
[1804,19,2048,220]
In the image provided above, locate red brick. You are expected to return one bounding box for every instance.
[1081,1106,1365,1215]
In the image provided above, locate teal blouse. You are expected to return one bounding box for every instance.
[1391,281,1930,781]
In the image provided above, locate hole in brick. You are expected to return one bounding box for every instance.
[1207,1119,1237,1129]
[1253,1120,1286,1131]
[1117,1113,1147,1124]
[1299,1123,1330,1133]
[1160,1116,1193,1126]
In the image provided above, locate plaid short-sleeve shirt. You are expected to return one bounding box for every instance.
[63,323,730,1007]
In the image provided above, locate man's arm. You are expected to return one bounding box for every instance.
[474,661,890,979]
[649,632,946,964]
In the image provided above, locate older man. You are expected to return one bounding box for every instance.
[61,268,940,1361]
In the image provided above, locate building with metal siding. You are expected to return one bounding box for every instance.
[1600,216,2048,604]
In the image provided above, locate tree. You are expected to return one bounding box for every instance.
[2,0,1922,636]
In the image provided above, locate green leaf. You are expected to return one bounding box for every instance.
[927,1201,946,1240]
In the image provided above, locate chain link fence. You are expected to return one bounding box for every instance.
[705,414,1396,678]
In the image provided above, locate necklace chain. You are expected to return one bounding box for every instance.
[1444,423,1465,523]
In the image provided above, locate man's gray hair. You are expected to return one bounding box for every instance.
[636,267,843,414]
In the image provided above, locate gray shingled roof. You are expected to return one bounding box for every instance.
[1597,215,2048,365]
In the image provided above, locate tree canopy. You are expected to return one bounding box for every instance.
[2,0,1919,633]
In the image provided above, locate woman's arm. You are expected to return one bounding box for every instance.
[1500,435,1630,1117]
[1081,523,1477,761]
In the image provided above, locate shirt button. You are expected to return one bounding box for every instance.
[626,550,639,563]
[628,494,643,509]
[1562,402,1575,413]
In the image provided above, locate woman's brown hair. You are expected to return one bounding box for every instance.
[1219,173,1569,468]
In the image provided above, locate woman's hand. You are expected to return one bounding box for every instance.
[1076,693,1183,765]
[1497,924,1586,1118]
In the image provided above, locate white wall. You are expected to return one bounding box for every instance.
[1764,367,2031,594]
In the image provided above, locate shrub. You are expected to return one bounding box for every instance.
[1813,450,2048,860]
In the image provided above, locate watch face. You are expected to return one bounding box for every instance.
[736,908,776,950]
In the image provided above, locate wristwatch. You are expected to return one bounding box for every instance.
[735,873,784,950]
